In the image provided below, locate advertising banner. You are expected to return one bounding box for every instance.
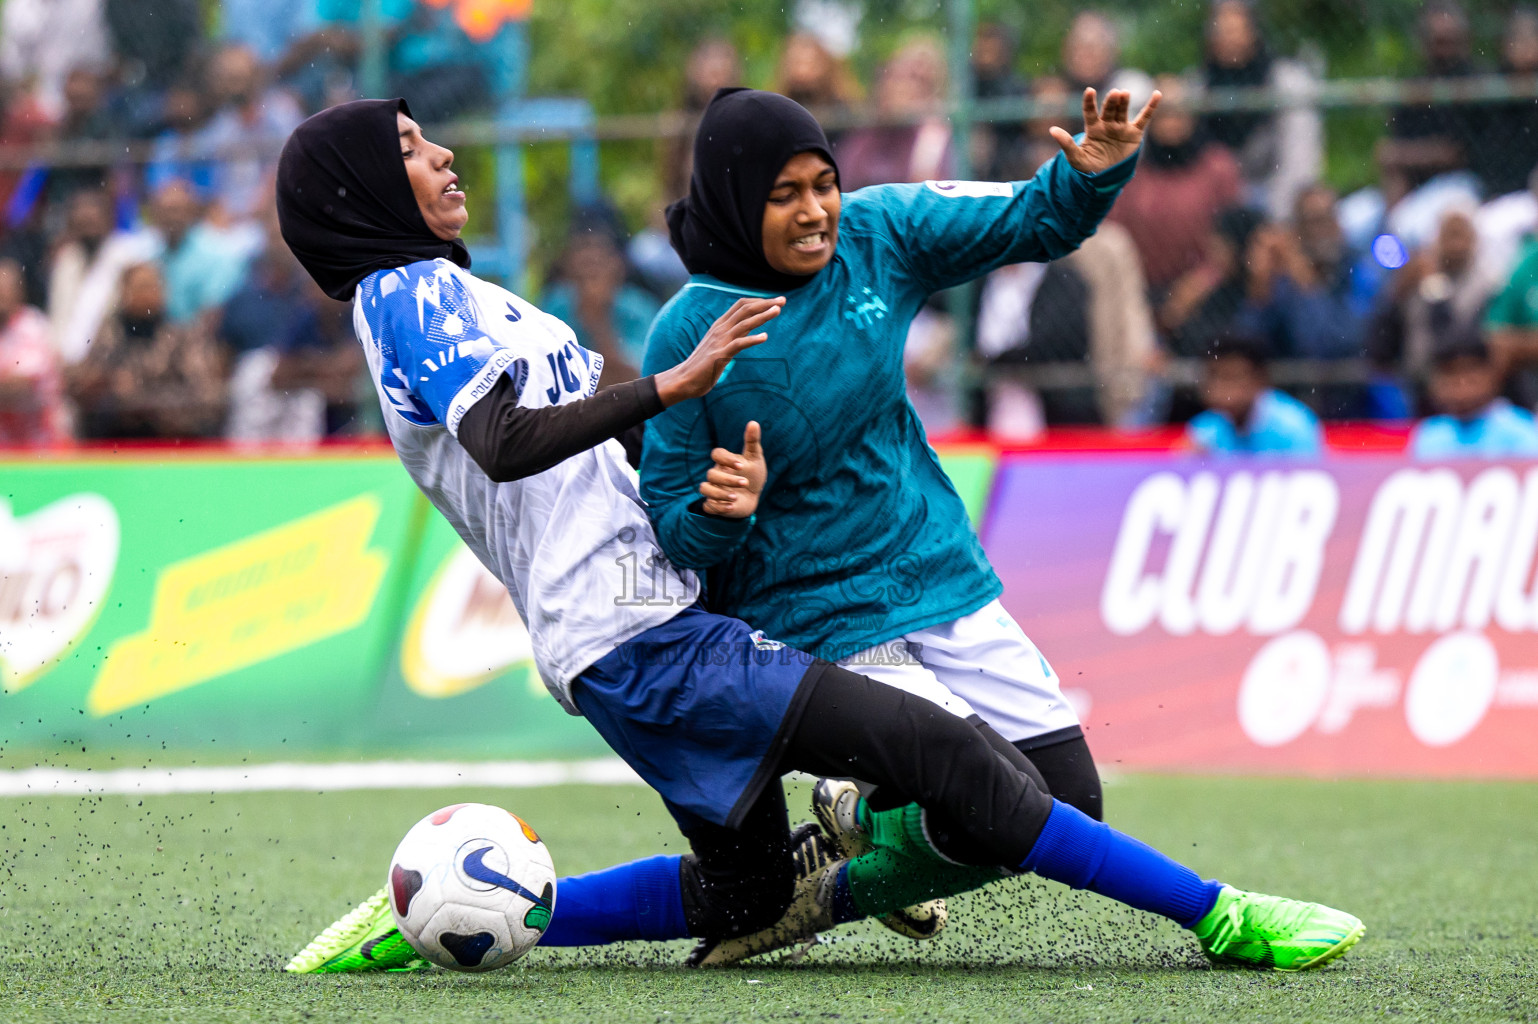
[12,446,1538,776]
[0,455,605,756]
[987,456,1538,777]
[1,456,415,748]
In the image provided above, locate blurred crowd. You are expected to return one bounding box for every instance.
[0,0,510,447]
[638,0,1538,459]
[3,0,1538,460]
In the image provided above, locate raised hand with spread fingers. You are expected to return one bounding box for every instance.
[1049,88,1162,175]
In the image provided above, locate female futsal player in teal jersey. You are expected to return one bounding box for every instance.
[641,87,1143,804]
[639,84,1152,938]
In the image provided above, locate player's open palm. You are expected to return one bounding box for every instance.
[655,297,785,406]
[1050,88,1161,175]
[700,421,766,519]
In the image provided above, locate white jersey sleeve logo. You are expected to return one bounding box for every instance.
[361,260,599,436]
[924,180,1015,199]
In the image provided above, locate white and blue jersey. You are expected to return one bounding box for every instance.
[1410,399,1538,460]
[354,258,700,709]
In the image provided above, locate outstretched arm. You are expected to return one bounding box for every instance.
[877,88,1161,295]
[458,374,665,483]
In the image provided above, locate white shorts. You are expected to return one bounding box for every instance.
[836,599,1082,746]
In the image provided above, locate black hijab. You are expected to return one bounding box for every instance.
[276,98,470,301]
[666,88,838,293]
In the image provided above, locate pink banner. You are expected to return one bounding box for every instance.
[985,456,1538,777]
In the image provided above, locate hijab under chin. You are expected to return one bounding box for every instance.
[666,88,839,293]
[275,98,470,302]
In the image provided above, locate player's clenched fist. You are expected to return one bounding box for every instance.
[655,297,785,406]
[699,421,765,519]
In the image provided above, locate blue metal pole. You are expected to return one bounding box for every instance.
[569,134,599,208]
[359,0,387,99]
[947,0,976,182]
[496,22,530,290]
[946,0,979,409]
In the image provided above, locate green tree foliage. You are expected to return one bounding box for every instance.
[505,0,1507,269]
[524,0,788,115]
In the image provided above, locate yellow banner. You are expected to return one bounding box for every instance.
[89,496,388,715]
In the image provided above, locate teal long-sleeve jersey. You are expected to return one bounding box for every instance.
[639,150,1139,661]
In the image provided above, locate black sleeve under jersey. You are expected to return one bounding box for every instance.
[456,373,665,483]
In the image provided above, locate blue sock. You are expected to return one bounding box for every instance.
[829,863,862,925]
[1020,800,1224,929]
[539,854,691,946]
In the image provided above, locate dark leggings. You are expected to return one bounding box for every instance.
[679,664,1071,937]
[1017,734,1103,821]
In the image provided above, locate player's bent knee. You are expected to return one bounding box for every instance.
[917,718,1058,865]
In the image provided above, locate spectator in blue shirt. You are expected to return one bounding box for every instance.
[165,46,304,220]
[1409,333,1538,459]
[1187,333,1324,457]
[220,0,320,63]
[221,208,362,440]
[280,0,503,120]
[148,179,263,324]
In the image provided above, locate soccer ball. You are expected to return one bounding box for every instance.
[388,802,557,972]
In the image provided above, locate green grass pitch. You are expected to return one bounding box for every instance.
[2,773,1536,1023]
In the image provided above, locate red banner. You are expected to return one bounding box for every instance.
[985,456,1538,777]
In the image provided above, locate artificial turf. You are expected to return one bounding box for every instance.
[1,773,1535,1023]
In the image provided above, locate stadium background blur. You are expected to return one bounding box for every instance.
[2,0,1537,825]
[4,4,1538,1020]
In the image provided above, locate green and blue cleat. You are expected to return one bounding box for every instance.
[284,887,430,973]
[1193,886,1365,972]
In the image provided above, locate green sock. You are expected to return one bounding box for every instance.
[844,847,1005,917]
[862,803,948,863]
[848,802,1005,917]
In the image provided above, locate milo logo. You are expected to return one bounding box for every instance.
[0,494,120,692]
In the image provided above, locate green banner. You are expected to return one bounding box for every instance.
[0,454,596,756]
[3,456,406,748]
[1,446,995,757]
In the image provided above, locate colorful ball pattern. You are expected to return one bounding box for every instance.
[388,802,557,971]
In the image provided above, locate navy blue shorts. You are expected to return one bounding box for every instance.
[571,604,824,832]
